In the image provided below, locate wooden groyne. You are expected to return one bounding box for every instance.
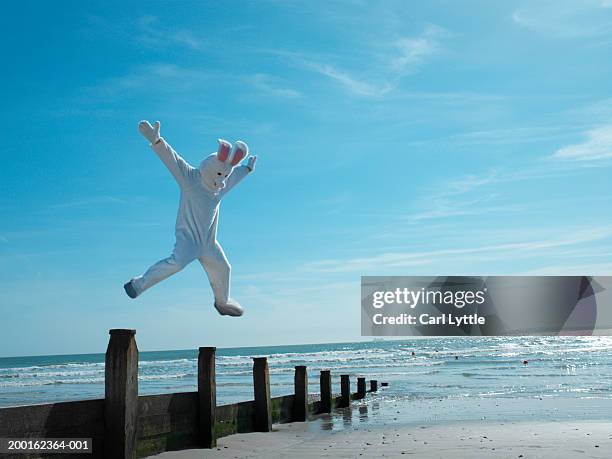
[0,330,383,458]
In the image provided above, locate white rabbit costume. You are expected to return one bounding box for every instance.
[124,121,256,317]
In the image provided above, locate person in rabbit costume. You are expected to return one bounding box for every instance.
[123,120,256,317]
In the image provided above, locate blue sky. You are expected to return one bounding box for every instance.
[1,0,611,356]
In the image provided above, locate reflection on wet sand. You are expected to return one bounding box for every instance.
[307,390,612,434]
[358,404,368,422]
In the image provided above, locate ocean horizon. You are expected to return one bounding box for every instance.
[2,336,612,425]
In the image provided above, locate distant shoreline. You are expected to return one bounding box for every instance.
[2,337,611,412]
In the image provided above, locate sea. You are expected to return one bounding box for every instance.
[2,337,612,426]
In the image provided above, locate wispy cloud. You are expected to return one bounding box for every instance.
[134,15,203,50]
[84,14,204,51]
[406,148,608,222]
[522,261,612,275]
[50,196,130,209]
[391,25,449,74]
[512,0,612,38]
[50,62,219,118]
[407,198,522,222]
[80,63,214,101]
[564,97,612,119]
[313,191,353,216]
[317,192,352,207]
[296,25,450,97]
[249,74,301,98]
[406,171,514,221]
[408,125,586,148]
[300,61,394,97]
[304,227,612,273]
[444,171,499,195]
[550,125,612,162]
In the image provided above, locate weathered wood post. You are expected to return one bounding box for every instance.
[293,365,308,421]
[320,370,332,413]
[253,357,272,432]
[357,377,366,399]
[198,347,216,448]
[370,380,378,392]
[104,329,138,459]
[339,374,350,408]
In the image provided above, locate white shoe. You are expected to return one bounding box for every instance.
[214,298,244,317]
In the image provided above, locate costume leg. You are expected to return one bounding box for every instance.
[199,242,243,316]
[199,241,231,304]
[131,241,195,296]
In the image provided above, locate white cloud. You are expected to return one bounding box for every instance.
[408,201,522,222]
[512,1,612,38]
[249,74,301,98]
[415,125,583,147]
[304,227,612,273]
[445,171,499,195]
[406,171,509,221]
[522,262,612,275]
[550,125,612,161]
[298,25,449,97]
[135,15,203,50]
[50,196,130,209]
[392,38,436,72]
[300,61,394,97]
[82,64,214,100]
[565,97,612,120]
[317,192,352,206]
[84,14,203,51]
[391,25,449,74]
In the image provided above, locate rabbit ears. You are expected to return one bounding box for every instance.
[217,139,249,166]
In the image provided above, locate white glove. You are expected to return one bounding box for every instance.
[247,156,257,172]
[139,120,160,144]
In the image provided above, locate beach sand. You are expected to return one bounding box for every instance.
[150,420,612,458]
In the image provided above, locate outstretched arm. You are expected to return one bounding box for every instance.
[139,120,195,186]
[219,156,256,198]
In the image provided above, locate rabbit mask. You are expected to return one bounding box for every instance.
[199,139,248,193]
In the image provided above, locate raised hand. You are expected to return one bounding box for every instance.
[247,155,257,172]
[139,120,161,144]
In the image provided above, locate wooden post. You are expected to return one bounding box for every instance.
[253,357,272,432]
[370,380,378,392]
[357,377,366,399]
[293,366,308,421]
[339,374,350,408]
[319,370,332,413]
[198,347,216,448]
[104,329,138,459]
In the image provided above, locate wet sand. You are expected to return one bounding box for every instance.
[151,420,612,458]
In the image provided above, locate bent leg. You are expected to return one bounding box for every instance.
[131,244,195,296]
[199,242,243,316]
[131,256,183,296]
